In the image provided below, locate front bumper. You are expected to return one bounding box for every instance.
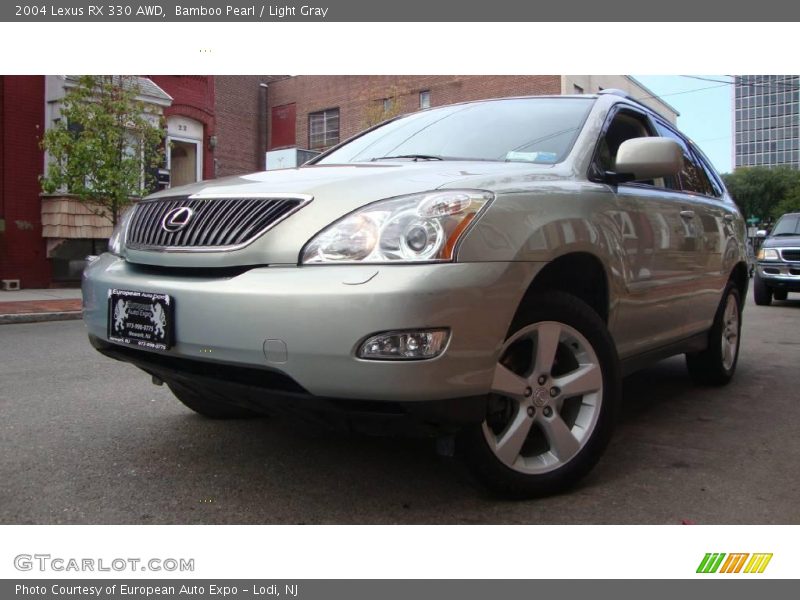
[757,262,800,292]
[83,254,542,403]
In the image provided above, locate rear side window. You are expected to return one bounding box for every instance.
[654,123,715,197]
[691,145,724,198]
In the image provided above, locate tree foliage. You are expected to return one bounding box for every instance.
[363,85,404,129]
[40,75,165,225]
[721,166,800,223]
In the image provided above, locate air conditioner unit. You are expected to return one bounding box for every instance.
[265,148,320,171]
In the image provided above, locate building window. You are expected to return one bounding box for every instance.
[419,90,431,109]
[573,84,584,94]
[309,108,340,150]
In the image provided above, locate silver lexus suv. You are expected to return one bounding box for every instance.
[83,90,748,498]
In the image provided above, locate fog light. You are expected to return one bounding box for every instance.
[358,329,450,360]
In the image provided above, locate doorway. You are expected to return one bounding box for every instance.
[169,140,200,187]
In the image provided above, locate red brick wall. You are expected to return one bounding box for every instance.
[150,75,216,180]
[0,76,50,288]
[267,76,562,151]
[214,75,271,177]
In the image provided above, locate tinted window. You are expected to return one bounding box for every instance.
[317,98,594,165]
[655,123,714,196]
[595,110,653,174]
[691,146,724,198]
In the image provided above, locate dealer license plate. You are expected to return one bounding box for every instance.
[108,289,174,351]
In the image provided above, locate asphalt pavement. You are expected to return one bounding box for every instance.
[1,289,798,524]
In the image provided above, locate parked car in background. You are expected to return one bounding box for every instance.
[83,91,748,498]
[754,212,800,305]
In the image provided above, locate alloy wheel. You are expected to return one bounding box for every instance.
[482,320,603,475]
[721,294,739,371]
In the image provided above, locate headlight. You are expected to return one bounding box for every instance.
[108,206,136,256]
[301,190,493,264]
[757,248,779,261]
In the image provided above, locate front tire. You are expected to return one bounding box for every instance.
[753,271,772,306]
[773,289,788,301]
[685,283,741,386]
[458,292,621,499]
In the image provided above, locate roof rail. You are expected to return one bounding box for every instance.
[597,88,632,99]
[597,87,666,119]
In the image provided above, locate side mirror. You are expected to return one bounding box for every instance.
[614,137,682,181]
[756,230,767,238]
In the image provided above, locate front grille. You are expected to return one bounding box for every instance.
[126,195,306,250]
[781,249,800,262]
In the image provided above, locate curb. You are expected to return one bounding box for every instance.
[0,311,83,325]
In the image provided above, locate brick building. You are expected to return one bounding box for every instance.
[266,75,679,158]
[0,75,271,288]
[1,74,677,288]
[0,77,48,288]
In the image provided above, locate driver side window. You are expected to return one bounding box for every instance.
[597,110,661,187]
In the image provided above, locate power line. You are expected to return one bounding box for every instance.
[631,75,800,107]
[681,75,735,85]
[680,74,800,91]
[634,82,731,103]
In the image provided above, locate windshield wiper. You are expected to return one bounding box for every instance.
[371,154,444,162]
[772,232,799,236]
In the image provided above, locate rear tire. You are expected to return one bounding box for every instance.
[753,272,772,306]
[686,283,741,386]
[167,381,262,419]
[458,292,620,499]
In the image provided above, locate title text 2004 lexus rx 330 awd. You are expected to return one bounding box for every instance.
[83,91,748,497]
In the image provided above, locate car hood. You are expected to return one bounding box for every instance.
[126,161,564,268]
[763,234,800,248]
[149,160,561,200]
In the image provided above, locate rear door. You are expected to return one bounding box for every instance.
[652,121,733,332]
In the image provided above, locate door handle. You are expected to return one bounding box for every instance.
[680,210,695,219]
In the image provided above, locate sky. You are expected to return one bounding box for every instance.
[633,75,732,174]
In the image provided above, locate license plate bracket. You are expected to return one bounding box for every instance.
[108,289,174,351]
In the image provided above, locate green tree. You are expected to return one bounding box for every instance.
[40,75,165,226]
[772,187,800,218]
[721,166,800,223]
[363,85,404,129]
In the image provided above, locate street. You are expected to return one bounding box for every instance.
[1,289,798,525]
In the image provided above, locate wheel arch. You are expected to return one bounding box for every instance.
[729,260,749,308]
[513,251,610,326]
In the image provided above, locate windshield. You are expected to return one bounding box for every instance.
[316,97,595,165]
[771,214,800,236]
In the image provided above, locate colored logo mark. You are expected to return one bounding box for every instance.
[696,553,773,574]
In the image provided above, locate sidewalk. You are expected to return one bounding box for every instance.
[0,289,83,325]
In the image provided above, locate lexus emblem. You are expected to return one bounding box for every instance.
[161,207,194,233]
